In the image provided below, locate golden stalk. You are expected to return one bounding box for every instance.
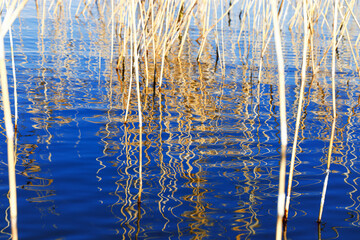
[41,0,46,35]
[4,1,359,237]
[7,10,18,130]
[320,0,332,31]
[130,0,143,203]
[0,0,28,38]
[258,2,272,86]
[0,2,28,239]
[284,0,309,222]
[197,0,238,61]
[124,44,134,123]
[0,35,17,240]
[138,1,149,88]
[69,0,72,14]
[270,0,288,239]
[220,0,226,75]
[177,2,195,58]
[110,0,114,63]
[343,0,360,47]
[75,0,82,17]
[280,0,290,31]
[318,0,338,223]
[0,23,16,240]
[158,0,170,88]
[337,0,359,72]
[315,0,352,72]
[289,1,302,30]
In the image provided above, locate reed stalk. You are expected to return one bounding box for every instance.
[110,0,114,63]
[0,1,28,38]
[270,0,288,239]
[69,0,72,14]
[197,0,238,61]
[284,0,309,222]
[8,13,18,130]
[0,2,28,239]
[338,0,359,72]
[41,0,46,35]
[138,2,149,88]
[317,221,322,240]
[6,0,360,236]
[0,35,17,240]
[318,0,338,223]
[124,45,133,123]
[130,0,143,203]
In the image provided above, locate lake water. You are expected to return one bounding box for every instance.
[1,1,360,239]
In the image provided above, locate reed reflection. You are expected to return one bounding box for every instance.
[10,4,114,233]
[101,41,275,238]
[5,1,360,240]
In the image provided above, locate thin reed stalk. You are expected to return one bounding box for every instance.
[0,2,28,239]
[4,10,18,132]
[284,0,309,222]
[9,29,18,130]
[0,35,17,240]
[41,0,46,35]
[318,0,338,223]
[138,127,143,203]
[317,221,322,240]
[270,0,288,239]
[130,0,143,203]
[110,0,114,63]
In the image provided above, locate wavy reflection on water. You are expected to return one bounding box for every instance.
[1,1,360,239]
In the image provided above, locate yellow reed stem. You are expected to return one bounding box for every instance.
[110,0,114,63]
[0,23,18,240]
[0,2,27,238]
[4,0,18,130]
[9,27,18,130]
[130,0,143,203]
[158,0,170,88]
[270,0,288,239]
[284,0,309,222]
[41,0,46,35]
[0,0,28,38]
[198,0,238,61]
[318,0,338,223]
[69,0,72,14]
[138,126,143,203]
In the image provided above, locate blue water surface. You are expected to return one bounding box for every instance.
[0,1,360,239]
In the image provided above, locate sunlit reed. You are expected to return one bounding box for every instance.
[0,36,17,240]
[41,0,46,35]
[4,0,360,238]
[0,1,28,239]
[5,0,18,131]
[318,0,338,223]
[270,0,287,239]
[284,0,309,222]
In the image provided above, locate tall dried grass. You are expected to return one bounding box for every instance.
[3,0,360,239]
[0,1,28,239]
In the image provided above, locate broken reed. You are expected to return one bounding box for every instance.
[3,0,360,239]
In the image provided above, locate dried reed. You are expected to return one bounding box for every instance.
[318,0,338,223]
[0,2,28,239]
[270,0,288,239]
[284,0,309,222]
[5,0,360,238]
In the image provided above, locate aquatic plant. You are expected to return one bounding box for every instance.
[0,1,29,239]
[1,0,360,239]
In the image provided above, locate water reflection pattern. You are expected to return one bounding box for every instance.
[0,1,360,239]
